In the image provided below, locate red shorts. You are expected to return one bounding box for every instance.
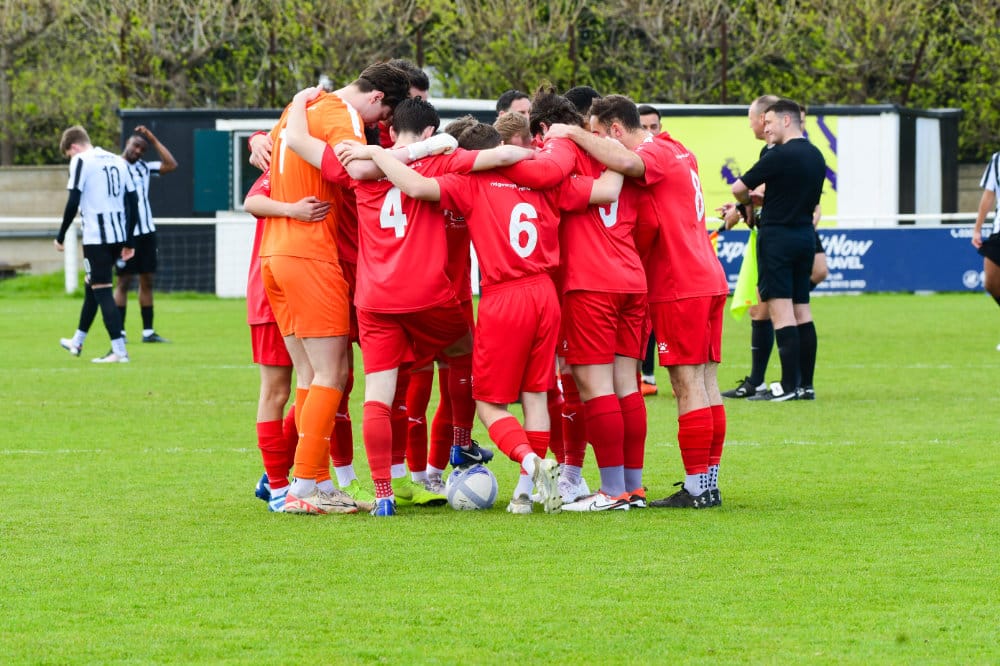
[650,294,726,367]
[559,290,647,365]
[358,300,471,374]
[251,322,292,367]
[340,259,360,343]
[412,298,475,369]
[474,275,560,404]
[261,255,349,338]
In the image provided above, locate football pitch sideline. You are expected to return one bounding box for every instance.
[1,281,998,664]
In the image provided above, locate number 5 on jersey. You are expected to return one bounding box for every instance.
[380,186,409,238]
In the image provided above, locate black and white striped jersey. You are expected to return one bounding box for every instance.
[981,152,1000,236]
[66,147,137,246]
[126,159,162,236]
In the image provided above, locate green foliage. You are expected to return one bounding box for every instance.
[3,0,999,165]
[1,291,998,662]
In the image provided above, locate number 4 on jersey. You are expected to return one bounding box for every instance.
[380,186,409,238]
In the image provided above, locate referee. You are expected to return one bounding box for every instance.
[731,99,825,401]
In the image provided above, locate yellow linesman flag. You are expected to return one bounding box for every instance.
[730,227,759,320]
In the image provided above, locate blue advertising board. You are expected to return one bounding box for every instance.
[714,226,987,293]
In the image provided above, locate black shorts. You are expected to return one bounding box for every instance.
[757,224,815,304]
[117,232,158,275]
[979,231,1000,266]
[83,243,125,285]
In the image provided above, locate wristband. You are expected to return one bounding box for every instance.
[407,133,458,161]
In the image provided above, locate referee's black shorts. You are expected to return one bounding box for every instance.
[979,231,1000,266]
[757,224,815,304]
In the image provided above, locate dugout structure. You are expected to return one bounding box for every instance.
[117,103,962,297]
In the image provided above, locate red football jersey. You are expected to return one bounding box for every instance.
[246,171,274,325]
[324,149,478,313]
[633,132,728,301]
[437,173,592,288]
[556,143,645,294]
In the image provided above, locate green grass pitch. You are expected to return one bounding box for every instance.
[1,275,998,664]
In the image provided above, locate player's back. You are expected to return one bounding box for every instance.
[352,152,475,313]
[559,148,645,295]
[262,92,364,261]
[71,147,135,245]
[437,171,564,289]
[635,132,727,301]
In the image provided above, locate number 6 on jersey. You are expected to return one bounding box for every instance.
[509,202,538,258]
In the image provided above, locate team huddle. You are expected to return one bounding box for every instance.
[240,58,821,517]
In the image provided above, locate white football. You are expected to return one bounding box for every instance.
[445,464,498,510]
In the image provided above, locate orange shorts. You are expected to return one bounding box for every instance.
[559,290,647,365]
[650,294,725,367]
[251,322,292,367]
[261,255,349,338]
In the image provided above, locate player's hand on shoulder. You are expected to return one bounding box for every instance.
[249,133,273,170]
[336,140,376,166]
[544,123,574,140]
[288,196,331,222]
[293,86,322,105]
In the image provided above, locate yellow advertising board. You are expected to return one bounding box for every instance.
[658,115,839,223]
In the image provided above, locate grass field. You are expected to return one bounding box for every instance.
[1,276,998,664]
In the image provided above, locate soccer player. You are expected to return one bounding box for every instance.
[732,99,826,403]
[564,85,601,115]
[505,89,649,512]
[286,92,532,516]
[114,125,177,344]
[260,61,410,515]
[636,104,662,396]
[494,112,532,148]
[362,121,627,514]
[972,149,1000,350]
[56,125,138,364]
[242,169,331,512]
[496,89,531,118]
[546,94,730,509]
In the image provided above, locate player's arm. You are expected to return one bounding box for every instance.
[284,87,327,169]
[367,146,442,202]
[248,131,273,171]
[470,145,535,171]
[545,123,645,178]
[54,188,81,251]
[135,125,178,173]
[336,133,458,180]
[244,193,330,222]
[588,169,625,204]
[973,188,996,249]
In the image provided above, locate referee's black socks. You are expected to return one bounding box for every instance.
[774,325,800,394]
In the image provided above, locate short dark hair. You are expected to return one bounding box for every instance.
[391,97,440,135]
[636,105,660,119]
[564,85,601,115]
[444,115,477,140]
[764,98,803,125]
[458,123,502,150]
[355,62,411,110]
[528,85,583,136]
[496,89,530,114]
[589,94,642,132]
[388,58,430,93]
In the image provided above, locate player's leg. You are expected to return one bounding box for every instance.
[362,367,400,515]
[426,362,452,484]
[61,278,98,356]
[405,364,435,483]
[705,294,727,506]
[113,270,134,337]
[612,293,648,506]
[87,245,128,363]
